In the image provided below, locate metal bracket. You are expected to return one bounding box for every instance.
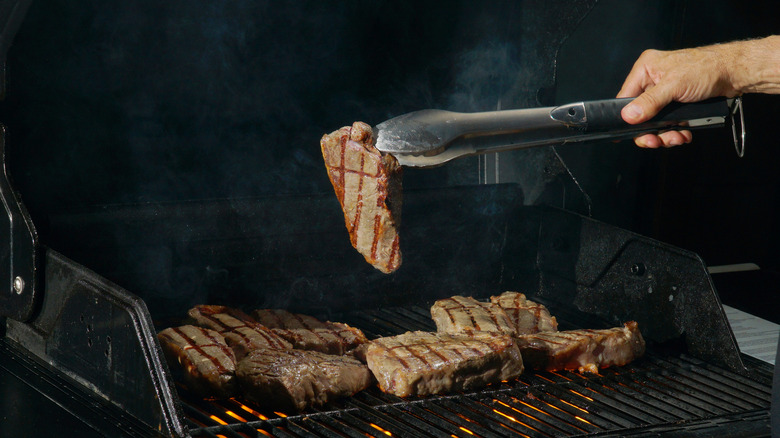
[730,96,746,157]
[0,126,39,321]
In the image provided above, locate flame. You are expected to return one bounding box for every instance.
[550,372,572,381]
[256,429,273,437]
[558,399,588,414]
[458,427,475,435]
[224,410,247,422]
[491,409,537,436]
[209,415,228,426]
[274,411,288,418]
[535,374,556,383]
[574,415,595,425]
[370,423,393,436]
[496,397,588,433]
[237,402,268,420]
[569,390,594,401]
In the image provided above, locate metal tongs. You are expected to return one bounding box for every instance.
[374,97,745,167]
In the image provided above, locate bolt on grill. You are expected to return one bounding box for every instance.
[181,305,773,438]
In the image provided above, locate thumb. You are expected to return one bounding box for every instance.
[621,84,675,124]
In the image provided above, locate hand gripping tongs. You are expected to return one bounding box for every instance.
[374,97,746,167]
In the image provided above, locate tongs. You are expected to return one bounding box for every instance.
[374,97,745,167]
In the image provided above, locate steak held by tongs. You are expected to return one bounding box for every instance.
[320,121,402,274]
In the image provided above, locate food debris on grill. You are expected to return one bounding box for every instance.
[236,347,373,412]
[252,308,369,356]
[157,325,237,398]
[320,121,403,274]
[490,291,558,334]
[430,295,517,336]
[365,330,524,397]
[515,321,646,373]
[187,305,292,359]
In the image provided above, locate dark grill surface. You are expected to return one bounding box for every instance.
[182,305,773,438]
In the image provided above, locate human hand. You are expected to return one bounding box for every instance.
[618,36,780,148]
[617,46,738,148]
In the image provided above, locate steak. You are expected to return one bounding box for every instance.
[365,331,523,397]
[515,321,646,373]
[187,305,292,359]
[252,309,368,356]
[236,348,373,412]
[320,121,403,274]
[157,325,237,398]
[490,291,558,334]
[430,295,516,336]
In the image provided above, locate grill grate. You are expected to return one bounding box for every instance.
[183,305,773,437]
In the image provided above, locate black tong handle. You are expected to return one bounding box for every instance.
[583,97,731,132]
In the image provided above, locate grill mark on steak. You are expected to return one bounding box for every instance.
[516,322,645,373]
[321,122,402,273]
[288,312,331,346]
[490,291,558,334]
[252,309,368,355]
[388,234,400,268]
[431,296,515,336]
[370,214,381,261]
[350,151,366,248]
[366,331,523,397]
[203,313,285,349]
[169,326,231,374]
[187,306,292,356]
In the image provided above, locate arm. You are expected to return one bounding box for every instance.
[618,35,780,148]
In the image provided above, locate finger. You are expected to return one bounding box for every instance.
[658,130,693,147]
[617,66,650,98]
[621,81,676,124]
[634,133,662,148]
[617,50,659,98]
[657,131,687,147]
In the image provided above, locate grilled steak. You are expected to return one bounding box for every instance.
[252,309,368,356]
[236,348,373,412]
[515,321,646,373]
[320,121,403,274]
[431,295,516,336]
[157,325,237,398]
[365,331,523,397]
[187,305,291,359]
[490,291,558,334]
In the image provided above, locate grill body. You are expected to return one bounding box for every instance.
[0,185,772,437]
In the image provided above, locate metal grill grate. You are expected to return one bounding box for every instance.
[183,305,773,437]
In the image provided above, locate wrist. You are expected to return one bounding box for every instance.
[724,36,780,95]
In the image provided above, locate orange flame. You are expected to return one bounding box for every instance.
[209,415,228,426]
[370,423,393,436]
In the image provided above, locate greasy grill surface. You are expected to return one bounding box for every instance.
[183,305,773,437]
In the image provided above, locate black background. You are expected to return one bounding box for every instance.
[1,0,780,282]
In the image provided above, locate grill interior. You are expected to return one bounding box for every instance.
[180,303,774,438]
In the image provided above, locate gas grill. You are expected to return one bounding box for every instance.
[0,1,777,437]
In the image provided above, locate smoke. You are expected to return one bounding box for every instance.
[4,1,595,319]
